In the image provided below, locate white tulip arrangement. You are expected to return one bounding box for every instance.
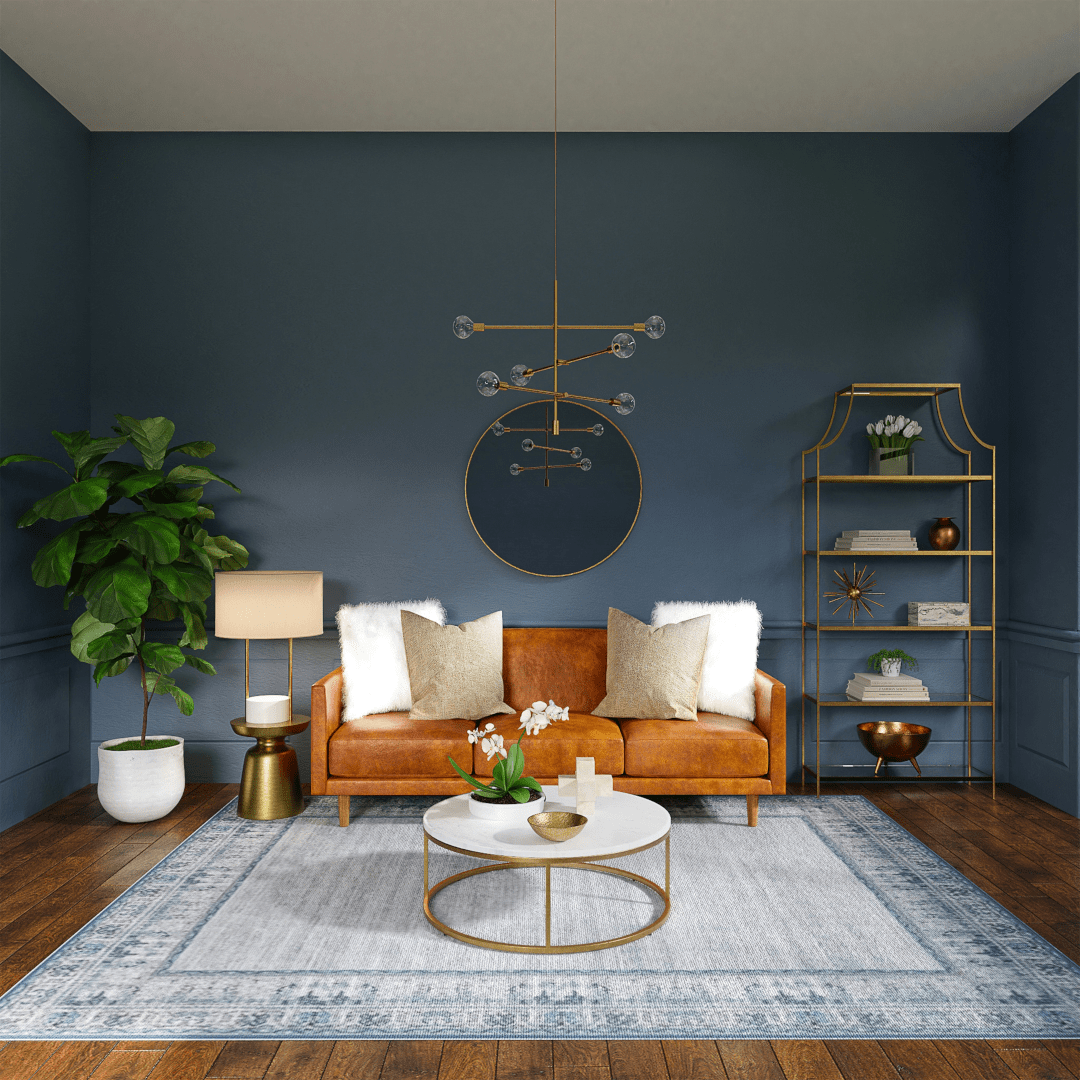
[865,414,924,452]
[519,699,570,736]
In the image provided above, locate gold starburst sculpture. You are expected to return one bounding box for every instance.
[824,563,884,624]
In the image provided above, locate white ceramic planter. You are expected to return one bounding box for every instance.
[97,736,185,823]
[468,790,545,824]
[880,659,902,677]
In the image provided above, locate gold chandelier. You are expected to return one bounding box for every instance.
[454,0,665,478]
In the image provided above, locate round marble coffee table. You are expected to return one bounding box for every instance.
[422,786,671,954]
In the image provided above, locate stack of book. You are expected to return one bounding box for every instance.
[846,672,930,701]
[833,530,917,551]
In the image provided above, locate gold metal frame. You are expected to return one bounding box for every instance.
[464,401,642,578]
[423,829,671,954]
[800,383,996,797]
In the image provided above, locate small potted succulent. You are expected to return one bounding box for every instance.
[449,726,545,822]
[865,414,923,475]
[867,648,919,678]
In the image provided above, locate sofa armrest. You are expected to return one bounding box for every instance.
[754,669,787,794]
[310,666,343,795]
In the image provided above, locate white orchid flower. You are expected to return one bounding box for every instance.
[531,700,547,712]
[519,708,549,735]
[481,733,507,761]
[545,700,569,723]
[467,722,496,745]
[874,421,884,436]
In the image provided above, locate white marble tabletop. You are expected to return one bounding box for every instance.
[423,786,671,861]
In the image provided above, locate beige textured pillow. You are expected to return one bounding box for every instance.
[593,607,710,721]
[401,609,515,721]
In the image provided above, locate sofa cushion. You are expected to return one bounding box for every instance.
[473,713,624,777]
[593,608,710,721]
[621,714,769,778]
[502,627,608,713]
[401,609,514,721]
[328,714,473,778]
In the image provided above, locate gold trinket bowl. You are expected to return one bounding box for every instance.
[858,721,932,776]
[528,811,587,842]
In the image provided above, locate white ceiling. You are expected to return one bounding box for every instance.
[1,0,1077,133]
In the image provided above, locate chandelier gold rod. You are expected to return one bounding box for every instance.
[521,347,613,378]
[476,324,645,331]
[498,383,622,407]
[511,462,584,472]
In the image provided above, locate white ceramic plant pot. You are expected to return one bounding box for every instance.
[468,791,545,824]
[97,736,185,823]
[880,659,902,677]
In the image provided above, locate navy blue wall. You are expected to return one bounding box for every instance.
[85,131,1011,786]
[0,54,92,829]
[1006,76,1080,814]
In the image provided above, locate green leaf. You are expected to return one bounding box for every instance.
[491,758,507,791]
[205,534,249,570]
[0,454,70,476]
[519,776,544,794]
[508,787,531,803]
[183,654,216,675]
[447,755,499,792]
[166,465,241,493]
[70,610,116,664]
[505,741,524,786]
[139,641,186,675]
[18,477,111,527]
[31,523,90,588]
[84,556,151,623]
[160,679,194,716]
[93,655,132,685]
[195,506,216,521]
[95,461,140,483]
[154,562,213,603]
[71,436,127,480]
[175,485,204,503]
[115,469,164,499]
[114,415,175,471]
[179,535,214,574]
[167,440,215,459]
[74,527,121,565]
[117,515,181,564]
[50,429,92,463]
[138,496,200,520]
[86,629,137,662]
[178,602,208,650]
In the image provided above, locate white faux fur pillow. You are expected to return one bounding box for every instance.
[337,599,447,719]
[650,601,762,720]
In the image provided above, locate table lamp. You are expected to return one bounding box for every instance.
[214,570,324,725]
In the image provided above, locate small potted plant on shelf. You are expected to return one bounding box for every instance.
[865,415,923,475]
[867,648,919,678]
[449,725,545,822]
[0,415,248,823]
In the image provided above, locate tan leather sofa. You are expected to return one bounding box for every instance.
[311,627,786,827]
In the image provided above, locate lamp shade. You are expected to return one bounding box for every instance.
[214,571,323,639]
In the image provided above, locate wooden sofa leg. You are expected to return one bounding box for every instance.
[338,795,350,827]
[746,795,759,827]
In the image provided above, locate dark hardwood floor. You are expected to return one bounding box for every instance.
[0,781,1077,1079]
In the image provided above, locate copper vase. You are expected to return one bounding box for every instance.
[928,517,960,550]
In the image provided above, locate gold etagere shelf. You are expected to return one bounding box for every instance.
[801,383,996,796]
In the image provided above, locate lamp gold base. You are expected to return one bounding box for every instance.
[231,716,309,820]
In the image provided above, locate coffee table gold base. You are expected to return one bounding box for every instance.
[422,832,670,954]
[231,716,310,820]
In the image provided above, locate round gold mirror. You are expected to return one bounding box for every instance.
[465,401,641,577]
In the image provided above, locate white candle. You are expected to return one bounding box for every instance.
[245,694,291,726]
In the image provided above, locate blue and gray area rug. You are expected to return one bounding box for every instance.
[0,794,1077,1041]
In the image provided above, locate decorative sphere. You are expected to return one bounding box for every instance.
[579,458,592,472]
[491,421,505,436]
[591,423,604,436]
[644,315,666,339]
[510,463,523,476]
[454,315,475,339]
[522,439,535,452]
[570,446,582,460]
[612,333,636,359]
[510,364,531,387]
[613,392,636,416]
[476,371,501,397]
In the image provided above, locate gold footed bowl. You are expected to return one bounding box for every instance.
[528,811,588,842]
[857,721,932,776]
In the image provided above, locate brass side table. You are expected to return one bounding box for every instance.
[230,715,310,820]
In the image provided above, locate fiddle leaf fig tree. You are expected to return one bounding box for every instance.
[0,415,248,746]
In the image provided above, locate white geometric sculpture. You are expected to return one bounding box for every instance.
[557,756,613,816]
